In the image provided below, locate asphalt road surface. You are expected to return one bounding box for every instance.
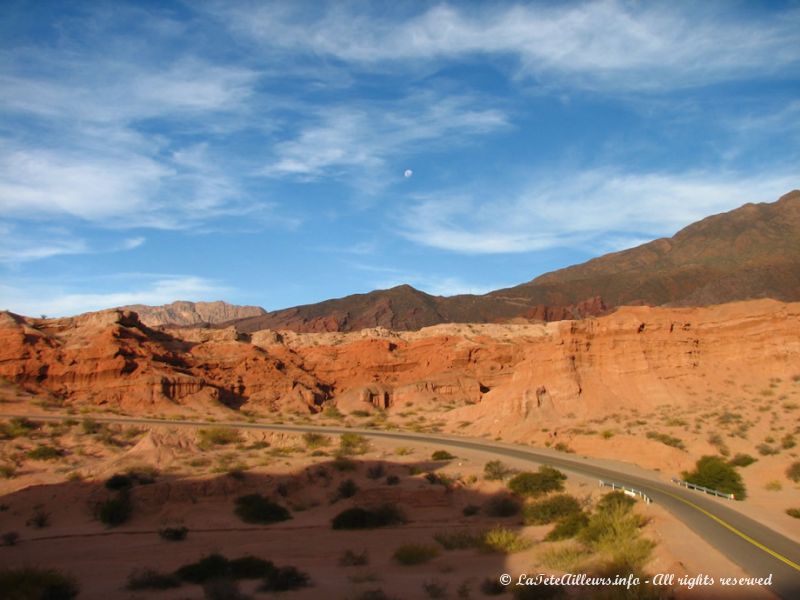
[6,413,800,598]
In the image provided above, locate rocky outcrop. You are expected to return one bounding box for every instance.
[121,301,266,327]
[2,300,799,426]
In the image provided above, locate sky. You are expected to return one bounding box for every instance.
[1,0,799,317]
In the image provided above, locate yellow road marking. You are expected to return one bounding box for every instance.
[661,488,800,572]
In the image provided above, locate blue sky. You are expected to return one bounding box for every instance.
[1,1,798,316]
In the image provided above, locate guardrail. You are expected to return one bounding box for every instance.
[599,480,652,504]
[672,478,735,500]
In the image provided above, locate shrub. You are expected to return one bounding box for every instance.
[434,529,483,550]
[393,543,439,565]
[462,504,480,517]
[483,460,514,481]
[98,494,132,527]
[756,443,779,456]
[483,495,520,517]
[159,526,188,541]
[645,431,685,450]
[0,417,40,439]
[339,433,370,456]
[580,505,654,571]
[198,427,241,449]
[508,466,566,497]
[126,569,181,590]
[176,554,230,583]
[260,565,310,591]
[2,531,19,546]
[481,526,532,553]
[26,444,63,460]
[0,463,16,479]
[781,434,796,449]
[786,461,800,482]
[234,494,291,524]
[728,453,757,467]
[302,432,331,449]
[431,450,455,461]
[0,567,79,599]
[386,474,400,485]
[523,494,582,525]
[367,464,386,479]
[545,511,589,541]
[228,556,276,579]
[786,508,800,519]
[765,480,782,491]
[595,491,636,513]
[422,580,448,599]
[81,418,101,434]
[26,509,50,529]
[682,455,747,499]
[332,456,357,472]
[331,504,406,529]
[339,549,369,566]
[337,479,359,499]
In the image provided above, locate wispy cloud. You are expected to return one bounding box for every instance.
[218,1,800,91]
[398,170,799,254]
[0,275,229,317]
[262,94,508,188]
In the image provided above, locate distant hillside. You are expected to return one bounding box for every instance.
[123,300,265,327]
[227,189,800,333]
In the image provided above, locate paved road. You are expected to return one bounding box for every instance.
[7,413,800,598]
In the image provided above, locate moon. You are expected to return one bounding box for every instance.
[403,169,413,178]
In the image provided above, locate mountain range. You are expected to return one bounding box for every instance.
[118,190,799,332]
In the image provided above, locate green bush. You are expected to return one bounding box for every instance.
[0,418,40,439]
[787,461,800,483]
[544,511,589,541]
[683,455,747,499]
[483,495,520,517]
[0,567,79,599]
[728,453,757,467]
[228,556,276,579]
[302,432,331,448]
[645,431,685,450]
[508,466,566,497]
[579,505,654,571]
[234,494,291,524]
[522,494,582,525]
[786,508,800,519]
[98,494,132,527]
[259,565,310,591]
[158,526,188,541]
[366,464,386,479]
[81,418,101,434]
[481,526,532,553]
[339,433,370,456]
[126,569,181,590]
[483,460,514,481]
[176,554,230,583]
[198,427,241,449]
[331,504,406,529]
[431,450,455,461]
[26,444,63,460]
[393,543,439,565]
[595,491,636,513]
[337,479,359,499]
[434,529,483,550]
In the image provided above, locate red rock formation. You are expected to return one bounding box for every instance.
[1,300,798,425]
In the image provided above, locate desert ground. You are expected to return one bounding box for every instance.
[1,300,799,598]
